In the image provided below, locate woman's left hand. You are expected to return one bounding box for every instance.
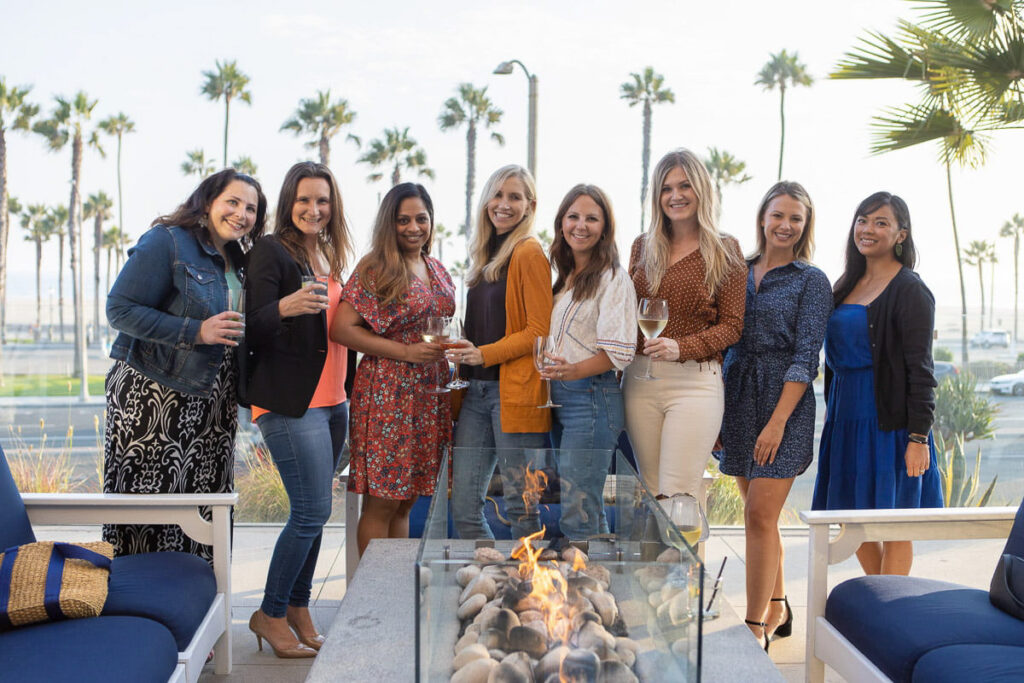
[540,354,581,382]
[904,441,930,477]
[446,340,484,366]
[753,418,785,466]
[643,336,680,362]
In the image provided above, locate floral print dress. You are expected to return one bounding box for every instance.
[343,256,455,499]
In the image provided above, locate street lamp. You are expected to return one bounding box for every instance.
[493,59,538,180]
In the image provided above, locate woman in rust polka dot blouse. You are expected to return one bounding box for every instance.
[624,148,747,538]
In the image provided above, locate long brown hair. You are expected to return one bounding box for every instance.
[154,168,267,251]
[355,182,434,305]
[550,184,619,302]
[833,191,916,305]
[467,165,538,286]
[273,161,353,280]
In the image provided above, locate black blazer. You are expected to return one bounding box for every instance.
[238,235,354,417]
[825,267,936,435]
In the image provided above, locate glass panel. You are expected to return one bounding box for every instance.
[415,448,702,682]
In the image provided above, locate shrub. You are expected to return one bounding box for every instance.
[6,422,86,493]
[234,438,290,522]
[706,463,744,525]
[934,373,997,442]
[933,347,953,362]
[934,431,998,507]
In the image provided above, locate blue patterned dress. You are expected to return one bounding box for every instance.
[812,304,944,509]
[721,261,832,478]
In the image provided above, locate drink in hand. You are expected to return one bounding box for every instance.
[638,318,667,339]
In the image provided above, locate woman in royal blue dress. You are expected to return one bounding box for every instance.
[812,191,943,576]
[721,181,831,650]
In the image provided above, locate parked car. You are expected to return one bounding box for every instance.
[934,361,959,383]
[989,369,1024,396]
[970,329,1011,348]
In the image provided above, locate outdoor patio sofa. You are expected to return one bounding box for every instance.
[0,446,235,683]
[801,500,1024,683]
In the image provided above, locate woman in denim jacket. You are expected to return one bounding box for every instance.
[103,169,267,563]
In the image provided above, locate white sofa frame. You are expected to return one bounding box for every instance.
[22,492,237,683]
[800,506,1019,683]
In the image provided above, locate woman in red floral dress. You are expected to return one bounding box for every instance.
[332,183,455,556]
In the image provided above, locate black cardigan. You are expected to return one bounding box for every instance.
[825,267,937,435]
[237,235,355,417]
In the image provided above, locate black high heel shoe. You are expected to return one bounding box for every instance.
[770,596,793,639]
[745,619,770,652]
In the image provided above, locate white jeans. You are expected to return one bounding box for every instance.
[624,358,724,497]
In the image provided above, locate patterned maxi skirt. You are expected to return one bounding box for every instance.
[102,352,237,564]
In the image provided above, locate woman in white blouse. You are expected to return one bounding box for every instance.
[541,184,638,539]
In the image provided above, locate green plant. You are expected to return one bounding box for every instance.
[234,438,290,523]
[705,465,744,525]
[6,421,85,493]
[933,347,953,362]
[934,431,997,507]
[934,373,997,441]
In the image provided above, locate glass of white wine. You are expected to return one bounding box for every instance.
[636,298,669,381]
[445,317,469,390]
[533,336,561,408]
[422,316,451,394]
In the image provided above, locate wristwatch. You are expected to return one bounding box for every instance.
[907,433,928,445]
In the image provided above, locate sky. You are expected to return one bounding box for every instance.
[2,0,1023,336]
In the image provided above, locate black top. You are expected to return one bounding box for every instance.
[238,235,355,417]
[824,267,936,435]
[462,231,511,382]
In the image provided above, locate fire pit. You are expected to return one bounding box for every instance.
[415,449,703,682]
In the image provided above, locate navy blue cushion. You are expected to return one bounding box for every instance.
[0,615,177,682]
[0,447,36,549]
[102,551,216,650]
[911,644,1024,683]
[827,576,1024,683]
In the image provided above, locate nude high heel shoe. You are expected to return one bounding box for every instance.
[249,610,317,659]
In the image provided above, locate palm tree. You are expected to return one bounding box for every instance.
[19,203,48,331]
[358,127,435,186]
[1000,214,1024,343]
[231,156,258,175]
[84,191,113,341]
[964,240,991,331]
[755,50,813,181]
[97,112,135,241]
[620,67,675,231]
[987,244,998,329]
[0,78,38,349]
[438,83,504,237]
[33,91,103,391]
[48,205,69,342]
[182,149,215,178]
[434,222,454,263]
[704,147,752,204]
[280,90,360,166]
[830,0,1024,367]
[200,60,252,166]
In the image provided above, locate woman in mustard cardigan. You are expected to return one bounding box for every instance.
[449,164,553,540]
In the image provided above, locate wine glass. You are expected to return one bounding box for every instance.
[636,298,669,381]
[422,316,451,394]
[534,336,561,408]
[445,318,469,390]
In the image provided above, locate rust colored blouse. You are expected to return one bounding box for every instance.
[628,234,747,364]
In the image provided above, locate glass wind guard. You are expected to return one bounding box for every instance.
[415,448,702,682]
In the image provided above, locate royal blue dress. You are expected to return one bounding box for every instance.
[812,304,944,510]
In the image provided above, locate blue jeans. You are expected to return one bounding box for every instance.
[451,380,547,539]
[550,370,623,539]
[256,402,348,617]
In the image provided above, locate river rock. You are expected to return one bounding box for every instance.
[458,564,482,587]
[488,649,508,661]
[656,547,682,563]
[568,575,601,593]
[539,548,559,562]
[599,660,638,683]
[455,631,479,655]
[522,619,548,640]
[452,657,499,683]
[484,608,521,634]
[562,649,601,682]
[453,643,491,670]
[515,595,543,613]
[458,593,487,620]
[583,564,611,590]
[507,625,547,659]
[493,652,534,683]
[518,609,542,624]
[461,575,498,603]
[576,620,615,652]
[535,645,570,681]
[474,606,501,626]
[475,547,506,564]
[465,623,481,636]
[588,590,618,627]
[562,546,588,564]
[479,627,509,651]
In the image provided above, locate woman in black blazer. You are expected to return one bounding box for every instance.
[241,162,354,658]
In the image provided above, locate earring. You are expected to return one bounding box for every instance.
[199,214,209,229]
[895,242,903,257]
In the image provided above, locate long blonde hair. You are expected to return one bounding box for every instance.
[642,148,742,294]
[467,165,538,286]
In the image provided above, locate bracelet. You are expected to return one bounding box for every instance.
[907,433,928,445]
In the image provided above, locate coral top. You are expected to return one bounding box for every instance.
[251,277,347,420]
[628,235,747,364]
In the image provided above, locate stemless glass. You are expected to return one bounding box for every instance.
[534,336,561,408]
[229,289,245,341]
[422,316,451,394]
[445,318,469,390]
[636,298,669,381]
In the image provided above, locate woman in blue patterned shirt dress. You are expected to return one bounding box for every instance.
[720,182,832,651]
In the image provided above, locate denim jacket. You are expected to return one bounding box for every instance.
[107,224,243,397]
